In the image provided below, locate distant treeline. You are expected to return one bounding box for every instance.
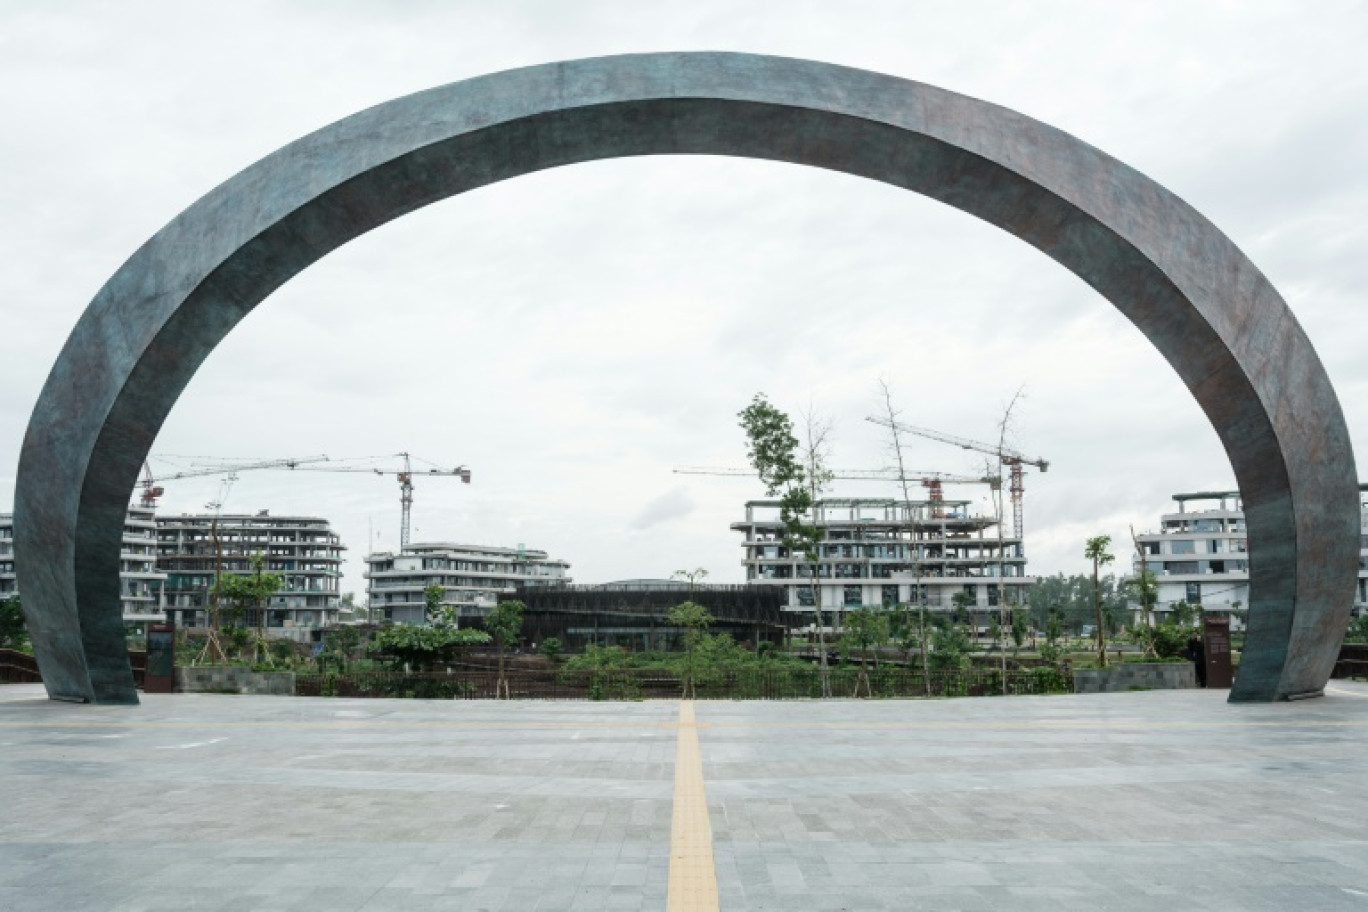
[1026,573,1132,634]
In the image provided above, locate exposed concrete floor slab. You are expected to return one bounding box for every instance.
[2,682,1367,911]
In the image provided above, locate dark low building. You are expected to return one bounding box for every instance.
[513,579,786,651]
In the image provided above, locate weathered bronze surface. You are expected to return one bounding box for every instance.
[16,53,1357,703]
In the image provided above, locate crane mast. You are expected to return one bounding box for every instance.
[865,416,1048,541]
[275,453,470,548]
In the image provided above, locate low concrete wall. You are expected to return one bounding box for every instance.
[176,667,295,696]
[1074,662,1197,693]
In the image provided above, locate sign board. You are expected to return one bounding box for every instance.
[1203,614,1234,689]
[144,622,176,694]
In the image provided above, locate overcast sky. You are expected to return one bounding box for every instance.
[2,1,1365,596]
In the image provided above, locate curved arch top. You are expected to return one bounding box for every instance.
[16,52,1357,703]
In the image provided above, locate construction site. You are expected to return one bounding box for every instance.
[680,408,1050,634]
[0,398,1056,646]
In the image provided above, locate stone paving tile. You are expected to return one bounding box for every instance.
[696,685,1368,910]
[4,682,1368,909]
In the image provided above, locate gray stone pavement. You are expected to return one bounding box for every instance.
[2,681,1367,911]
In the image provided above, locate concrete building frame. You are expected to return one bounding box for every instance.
[734,497,1033,632]
[14,52,1357,703]
[156,512,344,638]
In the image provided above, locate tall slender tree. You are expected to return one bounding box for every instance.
[672,567,708,599]
[215,552,283,666]
[843,607,889,697]
[739,394,834,697]
[991,387,1025,694]
[1085,535,1115,667]
[667,600,713,698]
[485,599,525,699]
[877,379,930,694]
[1129,524,1160,658]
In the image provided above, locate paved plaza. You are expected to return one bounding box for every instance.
[2,682,1367,911]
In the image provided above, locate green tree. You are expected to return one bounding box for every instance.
[1169,600,1199,629]
[1010,607,1028,655]
[1230,600,1247,632]
[1129,525,1159,629]
[842,607,889,697]
[485,599,525,699]
[1046,606,1064,648]
[929,620,971,671]
[667,600,714,698]
[1342,612,1368,644]
[1085,535,1115,667]
[0,595,28,650]
[877,379,932,694]
[368,625,490,670]
[216,552,283,665]
[951,589,976,637]
[539,636,563,663]
[423,583,457,627]
[894,603,923,667]
[323,625,361,673]
[1128,566,1161,657]
[739,393,834,696]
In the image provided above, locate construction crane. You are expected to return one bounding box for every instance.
[672,466,998,518]
[864,417,1049,540]
[139,456,332,508]
[143,453,471,549]
[276,453,471,549]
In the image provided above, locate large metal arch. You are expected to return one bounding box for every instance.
[15,52,1357,704]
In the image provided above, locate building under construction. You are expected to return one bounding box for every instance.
[733,497,1032,633]
[1,506,167,632]
[513,580,786,651]
[157,512,345,638]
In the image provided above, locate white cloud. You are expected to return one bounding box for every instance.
[630,486,697,531]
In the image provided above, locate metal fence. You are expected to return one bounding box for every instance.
[294,666,1074,700]
[1333,643,1368,680]
[0,648,145,686]
[0,648,40,683]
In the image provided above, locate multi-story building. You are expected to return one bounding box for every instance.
[733,497,1032,632]
[156,512,344,638]
[0,515,14,600]
[0,507,168,631]
[365,542,572,625]
[1132,488,1368,620]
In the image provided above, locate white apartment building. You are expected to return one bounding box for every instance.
[366,542,572,625]
[156,512,345,637]
[1133,488,1368,618]
[0,506,168,630]
[733,497,1032,632]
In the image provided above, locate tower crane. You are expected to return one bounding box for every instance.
[672,466,998,518]
[139,456,333,508]
[275,453,471,549]
[142,453,471,549]
[864,417,1048,540]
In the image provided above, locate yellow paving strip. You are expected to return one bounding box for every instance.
[667,701,720,912]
